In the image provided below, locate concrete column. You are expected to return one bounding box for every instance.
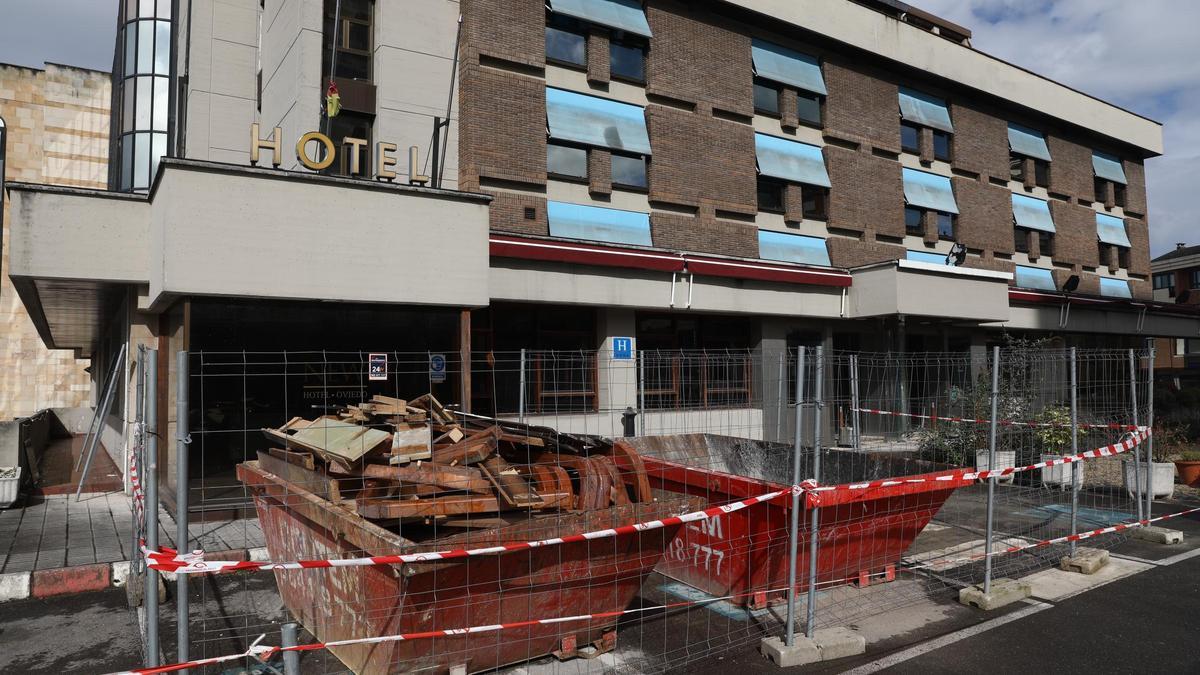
[760,319,790,444]
[597,308,637,435]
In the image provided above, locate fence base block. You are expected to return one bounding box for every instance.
[1132,526,1183,545]
[1060,547,1109,575]
[760,628,865,667]
[958,579,1031,611]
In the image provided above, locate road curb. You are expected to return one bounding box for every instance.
[0,546,268,603]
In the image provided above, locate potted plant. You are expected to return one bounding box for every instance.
[1176,450,1200,487]
[1123,422,1182,500]
[1035,406,1085,489]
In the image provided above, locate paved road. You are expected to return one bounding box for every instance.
[0,587,143,674]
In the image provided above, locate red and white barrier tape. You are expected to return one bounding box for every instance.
[906,504,1200,571]
[145,487,789,574]
[852,407,1140,431]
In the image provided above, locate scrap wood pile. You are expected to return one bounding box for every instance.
[259,394,654,527]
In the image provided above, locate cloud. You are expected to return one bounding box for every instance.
[0,0,117,72]
[917,0,1200,257]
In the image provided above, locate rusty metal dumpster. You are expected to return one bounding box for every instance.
[626,434,972,607]
[238,460,699,674]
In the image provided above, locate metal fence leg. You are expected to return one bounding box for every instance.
[518,348,526,424]
[145,350,160,667]
[176,351,190,673]
[850,355,861,453]
[1069,348,1080,556]
[1145,342,1156,520]
[806,346,825,638]
[131,347,145,573]
[784,347,806,645]
[1129,349,1144,521]
[281,622,300,675]
[983,346,1000,596]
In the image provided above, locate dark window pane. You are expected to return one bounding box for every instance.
[341,0,373,21]
[346,21,370,50]
[1113,182,1127,208]
[547,143,587,179]
[905,206,923,234]
[335,51,370,79]
[124,24,137,77]
[753,80,779,115]
[1098,241,1108,263]
[120,136,133,191]
[757,177,784,212]
[901,122,920,153]
[1118,247,1130,269]
[937,212,955,239]
[1038,231,1054,256]
[546,26,586,66]
[932,130,951,161]
[1010,154,1025,182]
[797,91,822,127]
[802,185,828,220]
[611,153,647,188]
[1094,176,1107,203]
[1015,228,1029,253]
[1034,159,1049,187]
[610,41,645,82]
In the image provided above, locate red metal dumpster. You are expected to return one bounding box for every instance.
[626,434,973,607]
[238,460,700,674]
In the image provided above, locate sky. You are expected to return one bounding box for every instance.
[0,0,1195,256]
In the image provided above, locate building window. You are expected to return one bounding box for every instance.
[547,142,588,180]
[901,122,920,154]
[932,129,952,161]
[1192,270,1200,288]
[757,176,786,213]
[753,78,780,115]
[937,212,956,240]
[546,14,587,68]
[797,91,822,127]
[329,111,372,176]
[1009,154,1025,182]
[1094,177,1109,204]
[905,206,924,235]
[1118,247,1130,269]
[611,152,647,189]
[637,314,754,410]
[610,35,646,83]
[1154,272,1176,294]
[114,0,171,193]
[802,185,829,220]
[1033,159,1050,187]
[1038,230,1054,257]
[1015,227,1030,254]
[323,0,373,81]
[1099,241,1111,266]
[1113,182,1127,208]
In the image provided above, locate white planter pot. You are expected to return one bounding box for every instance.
[1041,453,1085,489]
[1123,461,1176,500]
[0,466,21,509]
[975,449,1016,484]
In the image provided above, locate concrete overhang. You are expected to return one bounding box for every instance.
[999,293,1200,339]
[725,0,1163,155]
[5,159,492,352]
[847,260,1013,322]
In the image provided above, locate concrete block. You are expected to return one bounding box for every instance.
[958,578,1032,611]
[760,635,821,667]
[1060,547,1109,574]
[813,627,866,660]
[0,572,32,602]
[1132,526,1183,545]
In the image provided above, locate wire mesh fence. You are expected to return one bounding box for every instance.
[130,343,1160,674]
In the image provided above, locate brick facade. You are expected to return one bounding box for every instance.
[1046,134,1094,200]
[486,190,548,237]
[650,212,759,258]
[823,59,900,153]
[824,145,904,237]
[1124,159,1147,216]
[458,65,546,189]
[950,103,1010,180]
[952,176,1014,255]
[1125,217,1152,277]
[644,1,753,117]
[825,237,905,268]
[1048,200,1100,268]
[586,31,610,85]
[460,0,545,69]
[645,104,757,214]
[587,149,612,196]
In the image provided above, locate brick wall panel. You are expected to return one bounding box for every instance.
[953,176,1014,254]
[826,237,905,268]
[588,149,612,196]
[823,59,900,153]
[645,104,757,213]
[1129,278,1151,300]
[1125,217,1152,276]
[1046,135,1093,200]
[586,31,610,85]
[1124,159,1147,216]
[825,145,904,237]
[459,66,546,188]
[1049,200,1100,268]
[461,0,545,68]
[644,1,753,116]
[486,190,548,236]
[650,213,758,258]
[962,256,1015,275]
[950,103,1009,180]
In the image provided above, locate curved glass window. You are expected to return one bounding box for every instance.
[114,0,172,192]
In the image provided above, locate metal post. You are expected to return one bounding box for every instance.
[1069,348,1079,556]
[638,350,646,436]
[1129,349,1144,521]
[518,348,526,423]
[175,351,189,672]
[144,350,160,667]
[982,346,1000,596]
[281,623,300,675]
[850,354,862,453]
[806,346,824,638]
[1145,341,1156,520]
[131,347,145,572]
[76,343,127,500]
[776,352,785,442]
[784,347,807,645]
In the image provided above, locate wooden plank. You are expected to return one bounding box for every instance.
[391,426,432,463]
[357,463,491,493]
[257,451,338,501]
[480,455,542,507]
[355,494,504,519]
[267,447,316,471]
[429,426,498,465]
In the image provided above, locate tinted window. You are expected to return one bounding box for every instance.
[1038,231,1054,256]
[1118,247,1130,269]
[547,143,588,179]
[1009,154,1025,182]
[757,177,785,212]
[753,79,779,115]
[905,206,923,234]
[612,153,647,188]
[797,91,822,127]
[937,212,955,239]
[1113,182,1127,208]
[901,122,920,153]
[546,25,586,66]
[1015,228,1029,253]
[1033,159,1050,187]
[802,185,828,220]
[1094,177,1108,203]
[932,130,951,161]
[610,40,645,82]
